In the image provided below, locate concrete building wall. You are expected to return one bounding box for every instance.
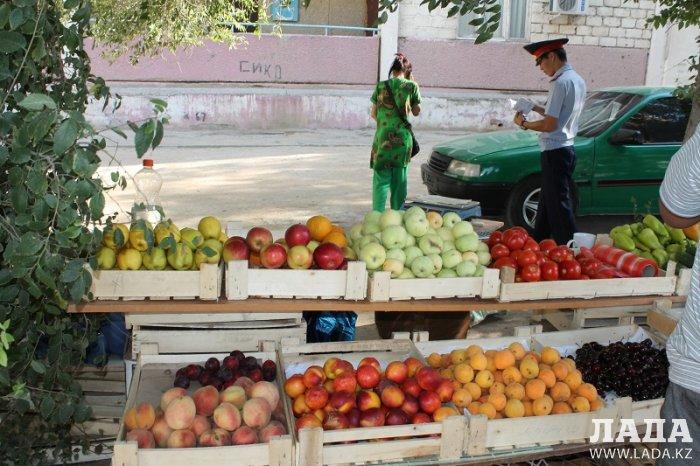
[646,25,700,87]
[285,0,369,35]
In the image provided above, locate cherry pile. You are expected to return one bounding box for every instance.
[574,339,668,401]
[173,350,277,390]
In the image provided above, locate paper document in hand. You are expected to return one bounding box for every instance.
[509,98,535,115]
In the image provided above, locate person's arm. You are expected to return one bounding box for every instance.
[660,203,700,229]
[515,114,557,132]
[515,81,564,132]
[532,104,546,116]
[410,83,422,117]
[370,85,379,121]
[411,104,420,116]
[371,104,377,121]
[659,125,700,228]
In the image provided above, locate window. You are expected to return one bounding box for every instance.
[621,97,691,144]
[270,0,299,22]
[577,92,643,138]
[457,0,527,40]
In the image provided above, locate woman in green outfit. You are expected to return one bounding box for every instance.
[370,53,421,212]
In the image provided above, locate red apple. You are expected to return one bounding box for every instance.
[260,243,287,269]
[386,408,409,426]
[285,224,311,247]
[223,238,250,262]
[356,365,381,390]
[287,245,313,269]
[313,243,345,270]
[246,227,273,253]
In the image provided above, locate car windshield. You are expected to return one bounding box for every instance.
[577,91,643,137]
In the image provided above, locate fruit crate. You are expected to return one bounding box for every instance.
[126,313,304,330]
[278,339,470,465]
[112,346,295,466]
[225,260,367,300]
[368,267,500,301]
[89,263,223,301]
[497,262,679,302]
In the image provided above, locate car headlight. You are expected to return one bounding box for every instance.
[446,161,481,177]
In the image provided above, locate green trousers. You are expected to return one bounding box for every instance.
[372,166,408,212]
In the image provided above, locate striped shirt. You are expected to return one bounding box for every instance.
[659,122,700,394]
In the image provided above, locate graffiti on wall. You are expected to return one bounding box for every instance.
[239,61,283,80]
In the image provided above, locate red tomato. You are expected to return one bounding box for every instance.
[541,261,559,281]
[509,226,529,237]
[559,260,582,280]
[535,251,548,266]
[510,249,523,262]
[492,257,518,270]
[521,264,541,282]
[548,246,574,263]
[575,247,594,260]
[539,239,557,254]
[488,231,504,248]
[503,230,526,251]
[517,250,538,268]
[522,239,540,252]
[490,243,510,259]
[579,258,603,277]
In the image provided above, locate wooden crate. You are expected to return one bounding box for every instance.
[112,346,294,466]
[72,359,127,441]
[280,339,471,465]
[225,260,367,300]
[368,267,500,301]
[89,263,223,301]
[126,312,303,330]
[498,263,678,302]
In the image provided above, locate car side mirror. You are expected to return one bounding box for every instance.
[609,128,644,145]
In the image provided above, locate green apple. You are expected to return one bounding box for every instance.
[418,234,443,255]
[397,269,415,279]
[403,246,423,267]
[477,250,492,266]
[343,247,358,260]
[379,209,403,229]
[441,249,463,269]
[404,234,416,247]
[387,248,406,264]
[474,264,485,277]
[381,225,407,249]
[307,240,320,252]
[382,258,404,278]
[360,242,387,271]
[405,206,426,220]
[455,233,480,252]
[359,235,379,249]
[411,256,434,278]
[362,221,381,235]
[456,260,477,277]
[364,210,382,225]
[427,253,443,274]
[349,224,363,243]
[426,211,443,229]
[404,214,429,238]
[452,221,475,239]
[476,241,490,253]
[436,227,454,242]
[462,251,479,263]
[142,247,167,270]
[442,212,462,228]
[443,240,455,252]
[96,247,116,270]
[437,268,458,278]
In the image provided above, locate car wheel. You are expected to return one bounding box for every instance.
[505,177,541,232]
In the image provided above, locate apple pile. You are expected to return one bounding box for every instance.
[347,207,491,278]
[222,216,355,270]
[284,356,461,431]
[425,343,605,419]
[172,350,277,391]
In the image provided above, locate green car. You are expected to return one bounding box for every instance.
[421,87,692,229]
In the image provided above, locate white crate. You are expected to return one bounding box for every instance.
[368,267,500,301]
[125,313,303,330]
[112,348,294,466]
[89,263,223,301]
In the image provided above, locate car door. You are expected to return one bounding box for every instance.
[591,96,691,214]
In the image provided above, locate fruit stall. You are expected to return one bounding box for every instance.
[73,209,694,465]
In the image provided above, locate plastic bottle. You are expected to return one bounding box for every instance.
[132,159,162,227]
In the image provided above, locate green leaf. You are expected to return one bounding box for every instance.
[19,232,43,255]
[114,227,126,248]
[53,119,80,155]
[111,127,127,139]
[9,7,25,29]
[475,31,492,44]
[89,192,105,220]
[40,395,55,418]
[0,30,27,53]
[150,98,167,108]
[64,0,80,8]
[0,4,11,28]
[36,265,56,289]
[30,360,46,374]
[201,246,216,257]
[28,110,57,142]
[134,121,155,157]
[59,259,83,283]
[0,348,6,367]
[44,193,57,208]
[30,35,46,60]
[27,168,48,195]
[19,93,57,111]
[110,171,120,183]
[152,120,164,149]
[57,403,74,423]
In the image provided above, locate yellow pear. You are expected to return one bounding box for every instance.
[218,230,227,242]
[96,247,116,270]
[103,224,129,249]
[154,221,180,248]
[180,227,204,250]
[129,222,153,252]
[117,248,142,270]
[202,239,223,255]
[198,216,222,240]
[166,244,194,270]
[195,246,221,268]
[142,247,167,270]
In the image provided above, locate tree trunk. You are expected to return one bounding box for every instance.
[684,54,700,142]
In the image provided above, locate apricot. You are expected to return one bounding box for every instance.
[550,381,571,402]
[504,399,525,418]
[494,350,516,370]
[489,381,506,395]
[450,349,468,365]
[464,382,482,400]
[532,396,553,416]
[439,367,454,380]
[126,429,155,449]
[502,366,522,385]
[551,361,570,381]
[493,370,504,384]
[220,385,247,409]
[152,416,173,448]
[540,347,561,365]
[571,396,591,413]
[193,385,220,416]
[519,358,540,379]
[523,400,534,417]
[189,414,211,438]
[160,388,187,412]
[576,383,598,402]
[485,357,497,373]
[467,401,482,415]
[452,388,473,409]
[478,402,497,419]
[590,397,605,411]
[538,369,556,389]
[232,425,259,445]
[427,352,442,368]
[525,379,546,401]
[164,396,196,430]
[167,429,196,448]
[538,363,552,373]
[242,397,272,428]
[523,351,541,363]
[250,381,280,411]
[552,401,572,414]
[508,342,527,360]
[485,350,497,358]
[469,353,488,371]
[561,357,577,372]
[259,420,287,443]
[433,406,459,422]
[505,382,525,401]
[475,370,494,389]
[466,344,484,357]
[564,369,583,391]
[487,393,507,411]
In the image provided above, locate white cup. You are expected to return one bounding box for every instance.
[567,232,596,251]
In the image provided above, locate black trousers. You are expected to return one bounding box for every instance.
[533,146,577,245]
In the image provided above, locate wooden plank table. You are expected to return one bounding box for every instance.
[69,294,687,314]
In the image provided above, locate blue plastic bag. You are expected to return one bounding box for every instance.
[304,312,357,343]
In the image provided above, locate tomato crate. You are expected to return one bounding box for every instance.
[112,346,294,466]
[279,339,470,465]
[89,263,223,301]
[368,267,500,301]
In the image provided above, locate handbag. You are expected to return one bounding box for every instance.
[384,81,420,158]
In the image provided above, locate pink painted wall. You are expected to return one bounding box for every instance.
[89,34,380,85]
[399,39,648,91]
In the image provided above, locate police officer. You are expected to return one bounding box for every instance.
[514,38,586,245]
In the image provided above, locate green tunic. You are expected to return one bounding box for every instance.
[370,78,422,170]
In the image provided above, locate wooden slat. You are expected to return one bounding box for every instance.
[369,268,500,301]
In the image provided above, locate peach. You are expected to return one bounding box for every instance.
[357,389,381,411]
[234,376,255,396]
[123,408,138,431]
[284,374,306,399]
[323,411,350,430]
[232,425,259,445]
[189,414,211,438]
[412,412,432,424]
[259,420,287,442]
[304,386,329,410]
[416,367,442,391]
[433,406,459,422]
[332,372,357,393]
[313,408,326,422]
[242,397,272,428]
[385,361,408,384]
[193,385,220,416]
[303,365,326,388]
[358,357,381,372]
[436,379,455,402]
[152,416,173,448]
[323,379,335,394]
[126,429,155,449]
[356,365,381,389]
[323,357,342,380]
[199,429,232,447]
[329,390,356,413]
[295,414,322,431]
[250,381,280,411]
[404,357,424,377]
[401,377,422,398]
[272,401,286,423]
[380,385,405,408]
[386,408,409,426]
[220,385,247,409]
[400,394,419,417]
[292,394,311,417]
[130,402,156,430]
[166,429,196,448]
[164,396,196,430]
[359,407,385,427]
[213,402,242,431]
[418,390,441,414]
[160,387,187,412]
[347,408,360,427]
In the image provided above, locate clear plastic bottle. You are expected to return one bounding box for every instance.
[131,159,163,227]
